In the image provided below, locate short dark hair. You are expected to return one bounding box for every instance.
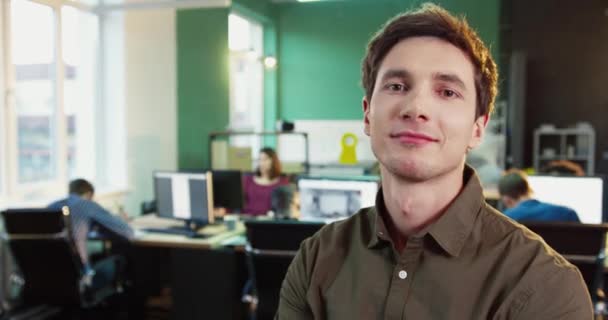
[256,147,282,180]
[361,3,498,118]
[69,179,95,196]
[498,170,532,199]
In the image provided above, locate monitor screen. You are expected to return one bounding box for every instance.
[211,170,244,212]
[154,171,214,224]
[526,175,604,224]
[298,178,378,222]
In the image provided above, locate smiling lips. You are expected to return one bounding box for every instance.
[390,130,438,146]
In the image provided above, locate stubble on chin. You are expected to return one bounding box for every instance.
[380,153,434,183]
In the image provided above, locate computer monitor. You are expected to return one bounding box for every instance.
[526,175,605,224]
[298,177,379,222]
[211,170,244,213]
[153,171,215,226]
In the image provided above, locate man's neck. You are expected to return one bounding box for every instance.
[512,195,532,208]
[380,163,466,251]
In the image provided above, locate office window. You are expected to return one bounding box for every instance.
[11,0,58,183]
[0,105,4,196]
[228,13,263,151]
[0,81,4,198]
[0,0,125,205]
[0,2,5,199]
[61,6,99,179]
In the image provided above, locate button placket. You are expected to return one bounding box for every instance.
[396,238,424,319]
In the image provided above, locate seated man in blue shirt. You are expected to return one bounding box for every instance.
[48,179,135,290]
[498,169,580,222]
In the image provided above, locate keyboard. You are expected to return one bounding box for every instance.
[140,227,208,239]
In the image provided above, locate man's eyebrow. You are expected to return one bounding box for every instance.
[433,72,468,91]
[379,69,411,82]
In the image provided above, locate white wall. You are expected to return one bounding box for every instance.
[123,9,177,216]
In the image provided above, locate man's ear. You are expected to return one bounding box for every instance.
[467,114,489,150]
[363,96,371,136]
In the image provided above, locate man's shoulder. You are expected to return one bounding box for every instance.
[542,201,577,214]
[48,195,89,210]
[485,211,591,316]
[478,203,522,238]
[48,198,68,209]
[478,204,579,274]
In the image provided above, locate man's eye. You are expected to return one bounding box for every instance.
[386,83,405,91]
[441,89,458,98]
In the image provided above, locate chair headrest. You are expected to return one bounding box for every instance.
[2,208,67,235]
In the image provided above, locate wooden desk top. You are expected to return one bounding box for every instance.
[130,215,245,250]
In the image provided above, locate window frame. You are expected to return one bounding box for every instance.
[0,0,7,201]
[228,12,264,155]
[0,0,120,207]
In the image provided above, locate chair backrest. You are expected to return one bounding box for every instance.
[524,222,608,297]
[244,220,324,320]
[271,186,295,219]
[1,208,84,306]
[245,220,324,252]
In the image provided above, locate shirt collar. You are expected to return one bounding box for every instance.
[367,165,485,257]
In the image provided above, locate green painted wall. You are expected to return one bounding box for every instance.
[276,0,500,120]
[232,0,276,24]
[176,1,500,166]
[177,8,230,169]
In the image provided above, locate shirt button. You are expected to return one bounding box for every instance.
[398,270,407,279]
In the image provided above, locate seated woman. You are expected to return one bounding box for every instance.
[243,147,289,216]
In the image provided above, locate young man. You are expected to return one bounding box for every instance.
[499,169,581,222]
[276,4,592,319]
[48,179,134,289]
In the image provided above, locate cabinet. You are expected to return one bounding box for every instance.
[533,125,595,175]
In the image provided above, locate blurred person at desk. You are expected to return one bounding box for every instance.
[243,147,289,216]
[498,169,581,222]
[48,179,135,290]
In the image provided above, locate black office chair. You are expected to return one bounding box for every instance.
[0,207,119,313]
[523,222,608,307]
[243,220,324,320]
[270,185,295,219]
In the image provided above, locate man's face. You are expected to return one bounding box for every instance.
[363,36,486,182]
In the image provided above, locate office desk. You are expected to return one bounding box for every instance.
[130,215,245,250]
[116,216,249,320]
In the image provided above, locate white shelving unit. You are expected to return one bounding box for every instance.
[533,125,595,175]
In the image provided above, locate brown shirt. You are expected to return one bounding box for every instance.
[276,167,592,319]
